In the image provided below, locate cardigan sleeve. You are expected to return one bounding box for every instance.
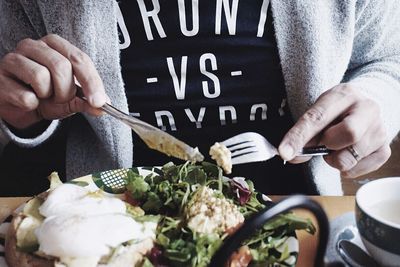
[343,0,400,142]
[0,0,60,149]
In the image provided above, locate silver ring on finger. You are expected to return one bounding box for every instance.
[347,145,361,161]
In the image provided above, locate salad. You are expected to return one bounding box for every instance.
[124,161,316,267]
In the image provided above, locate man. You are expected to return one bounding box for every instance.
[0,0,399,195]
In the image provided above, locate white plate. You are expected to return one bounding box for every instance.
[0,167,299,267]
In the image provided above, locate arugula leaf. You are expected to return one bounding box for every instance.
[193,233,223,267]
[262,213,316,235]
[184,168,207,185]
[142,192,163,213]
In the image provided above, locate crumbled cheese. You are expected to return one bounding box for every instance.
[209,142,232,174]
[185,186,244,234]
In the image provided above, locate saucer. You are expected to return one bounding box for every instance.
[326,212,371,266]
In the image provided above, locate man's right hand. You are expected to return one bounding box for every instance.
[0,34,108,130]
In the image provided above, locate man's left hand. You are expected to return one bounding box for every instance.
[278,83,391,178]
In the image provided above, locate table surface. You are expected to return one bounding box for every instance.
[0,196,355,267]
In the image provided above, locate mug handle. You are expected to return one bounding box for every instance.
[209,195,334,267]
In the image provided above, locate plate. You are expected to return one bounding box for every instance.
[0,167,300,267]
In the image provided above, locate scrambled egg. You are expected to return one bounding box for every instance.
[209,142,232,174]
[185,186,244,234]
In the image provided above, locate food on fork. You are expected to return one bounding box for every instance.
[209,142,232,174]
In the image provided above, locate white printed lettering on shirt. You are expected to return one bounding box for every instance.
[167,56,188,100]
[219,106,237,125]
[116,4,132,49]
[155,111,177,131]
[250,103,268,121]
[257,0,270,38]
[185,107,206,129]
[136,0,166,41]
[215,0,239,35]
[200,53,221,99]
[178,0,199,37]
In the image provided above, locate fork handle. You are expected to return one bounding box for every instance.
[299,145,333,156]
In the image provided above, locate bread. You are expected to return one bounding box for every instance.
[5,212,54,267]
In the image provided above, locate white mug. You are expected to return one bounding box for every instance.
[356,177,400,267]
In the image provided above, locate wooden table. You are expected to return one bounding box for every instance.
[0,196,355,267]
[270,196,355,267]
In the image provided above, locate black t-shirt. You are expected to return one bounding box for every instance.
[117,0,317,194]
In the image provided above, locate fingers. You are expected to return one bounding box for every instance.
[288,136,319,164]
[0,52,52,99]
[320,99,380,150]
[15,38,75,103]
[38,97,87,120]
[279,84,358,161]
[0,34,107,129]
[42,34,107,107]
[341,145,391,178]
[324,120,387,172]
[280,83,390,178]
[0,74,39,111]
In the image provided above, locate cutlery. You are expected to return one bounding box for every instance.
[75,86,204,162]
[338,240,379,267]
[220,132,333,165]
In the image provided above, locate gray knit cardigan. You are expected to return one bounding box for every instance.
[1,0,400,195]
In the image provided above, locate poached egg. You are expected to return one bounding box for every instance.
[34,184,156,266]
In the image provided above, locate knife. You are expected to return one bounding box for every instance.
[75,85,204,162]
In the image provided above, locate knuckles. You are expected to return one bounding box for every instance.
[19,92,39,111]
[16,38,47,52]
[302,106,326,125]
[15,38,35,51]
[1,52,19,65]
[340,121,363,144]
[29,67,52,98]
[41,33,61,43]
[70,50,90,66]
[48,57,72,77]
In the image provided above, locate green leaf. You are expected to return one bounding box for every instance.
[184,168,207,185]
[23,197,44,220]
[125,171,149,200]
[262,213,316,234]
[165,249,192,262]
[17,244,39,253]
[200,161,221,178]
[140,258,154,267]
[142,192,162,213]
[134,215,161,224]
[67,180,89,187]
[157,233,170,247]
[125,203,145,217]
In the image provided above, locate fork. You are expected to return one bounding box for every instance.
[220,132,332,165]
[75,86,204,162]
